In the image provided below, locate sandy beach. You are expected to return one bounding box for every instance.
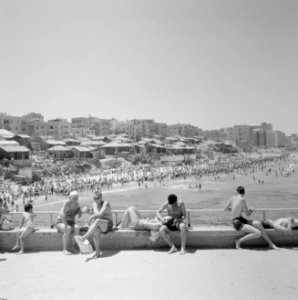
[1,248,298,300]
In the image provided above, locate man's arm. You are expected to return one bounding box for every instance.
[223,198,232,212]
[156,202,168,222]
[242,199,253,217]
[90,202,110,221]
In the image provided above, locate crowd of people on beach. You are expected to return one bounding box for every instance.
[0,150,293,214]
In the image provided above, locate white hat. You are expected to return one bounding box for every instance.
[69,191,78,197]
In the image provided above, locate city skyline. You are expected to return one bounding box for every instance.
[1,0,297,135]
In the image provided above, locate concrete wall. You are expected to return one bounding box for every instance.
[1,227,298,252]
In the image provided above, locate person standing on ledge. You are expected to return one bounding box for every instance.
[157,194,187,255]
[224,186,279,250]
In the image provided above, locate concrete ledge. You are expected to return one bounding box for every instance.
[1,227,298,252]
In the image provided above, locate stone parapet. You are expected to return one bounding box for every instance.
[1,226,298,252]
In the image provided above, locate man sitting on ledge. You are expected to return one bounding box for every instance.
[56,191,82,255]
[224,186,279,250]
[157,194,187,255]
[76,191,113,259]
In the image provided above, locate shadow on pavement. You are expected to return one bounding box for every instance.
[85,250,120,262]
[153,248,198,254]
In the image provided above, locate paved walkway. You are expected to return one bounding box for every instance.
[1,248,298,300]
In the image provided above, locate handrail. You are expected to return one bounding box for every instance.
[8,208,298,228]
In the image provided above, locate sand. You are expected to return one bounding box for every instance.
[1,249,298,300]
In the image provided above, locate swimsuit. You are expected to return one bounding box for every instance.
[232,217,253,231]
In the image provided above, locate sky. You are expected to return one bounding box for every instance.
[0,0,297,134]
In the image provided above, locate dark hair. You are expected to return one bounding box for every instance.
[168,194,177,205]
[24,203,33,212]
[236,186,245,195]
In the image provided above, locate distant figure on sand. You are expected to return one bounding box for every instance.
[12,203,35,254]
[224,186,279,250]
[157,194,187,255]
[56,191,82,255]
[76,191,113,259]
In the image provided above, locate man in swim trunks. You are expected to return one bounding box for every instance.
[157,194,187,255]
[77,190,113,259]
[56,191,82,255]
[224,186,279,250]
[262,217,298,233]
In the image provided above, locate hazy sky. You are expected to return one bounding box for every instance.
[0,0,297,134]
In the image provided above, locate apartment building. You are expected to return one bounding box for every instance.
[166,124,180,137]
[252,129,266,147]
[234,125,252,148]
[0,114,25,134]
[155,122,167,137]
[178,124,198,137]
[47,118,72,139]
[91,119,112,136]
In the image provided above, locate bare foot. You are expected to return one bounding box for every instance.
[63,250,73,255]
[180,248,187,255]
[235,239,243,249]
[17,250,24,255]
[269,244,280,250]
[11,245,20,251]
[168,246,178,254]
[87,251,102,260]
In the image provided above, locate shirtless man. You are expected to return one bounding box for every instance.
[224,186,279,250]
[157,194,187,255]
[56,191,82,255]
[77,191,113,259]
[262,217,298,233]
[12,203,35,254]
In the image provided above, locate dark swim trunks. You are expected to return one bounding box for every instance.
[261,220,275,229]
[232,217,253,231]
[165,218,184,231]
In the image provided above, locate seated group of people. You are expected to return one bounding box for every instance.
[9,186,298,256]
[55,191,187,258]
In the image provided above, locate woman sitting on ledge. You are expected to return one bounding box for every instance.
[117,206,162,231]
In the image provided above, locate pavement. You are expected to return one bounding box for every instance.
[1,248,298,300]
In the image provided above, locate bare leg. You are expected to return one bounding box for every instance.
[81,219,107,241]
[63,225,73,255]
[236,224,262,249]
[179,223,187,255]
[253,221,279,250]
[159,225,177,254]
[12,229,23,250]
[18,227,33,254]
[118,206,141,229]
[91,228,102,258]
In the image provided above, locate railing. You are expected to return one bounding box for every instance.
[7,208,298,228]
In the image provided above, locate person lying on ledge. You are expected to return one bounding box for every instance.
[157,194,187,255]
[262,217,298,233]
[224,186,279,250]
[117,206,162,231]
[76,190,113,259]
